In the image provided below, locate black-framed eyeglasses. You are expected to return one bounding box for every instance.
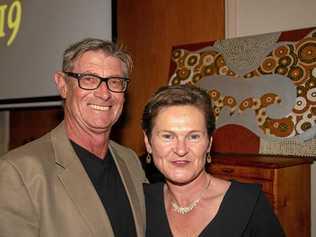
[63,71,129,93]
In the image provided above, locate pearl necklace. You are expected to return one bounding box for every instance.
[170,177,211,215]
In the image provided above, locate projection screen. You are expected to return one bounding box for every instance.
[0,0,112,108]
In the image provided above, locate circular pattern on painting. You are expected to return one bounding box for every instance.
[261,57,277,73]
[298,42,316,64]
[172,49,184,60]
[296,116,314,134]
[186,54,199,67]
[312,68,316,78]
[208,89,220,100]
[297,85,307,96]
[244,72,253,78]
[239,98,253,111]
[192,73,202,83]
[293,96,308,114]
[215,55,226,68]
[227,69,236,76]
[275,65,288,75]
[288,66,304,82]
[306,77,316,89]
[213,107,221,117]
[270,118,294,137]
[274,45,289,57]
[201,53,215,65]
[256,110,267,126]
[278,56,292,67]
[219,66,229,75]
[170,77,181,85]
[260,93,280,107]
[223,96,237,107]
[307,87,316,104]
[176,68,190,80]
[203,64,215,76]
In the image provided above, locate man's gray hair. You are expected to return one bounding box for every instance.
[62,38,133,77]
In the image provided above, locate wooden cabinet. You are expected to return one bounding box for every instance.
[208,154,313,237]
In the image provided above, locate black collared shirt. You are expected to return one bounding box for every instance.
[71,141,137,237]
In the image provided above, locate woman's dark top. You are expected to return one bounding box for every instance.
[144,180,285,237]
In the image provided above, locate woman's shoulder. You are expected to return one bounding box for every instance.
[222,179,262,209]
[230,179,261,195]
[206,180,264,235]
[228,182,286,236]
[208,176,259,196]
[217,179,265,222]
[143,182,166,221]
[207,178,262,211]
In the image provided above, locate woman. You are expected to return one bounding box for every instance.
[142,85,285,237]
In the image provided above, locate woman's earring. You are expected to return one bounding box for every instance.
[206,152,212,163]
[146,153,152,164]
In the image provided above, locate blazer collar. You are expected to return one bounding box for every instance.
[109,143,145,237]
[51,122,114,236]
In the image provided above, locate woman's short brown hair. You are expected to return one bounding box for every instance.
[142,84,215,139]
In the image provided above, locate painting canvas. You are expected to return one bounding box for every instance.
[168,27,316,157]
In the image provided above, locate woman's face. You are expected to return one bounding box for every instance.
[144,105,212,184]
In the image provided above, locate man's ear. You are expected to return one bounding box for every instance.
[54,72,68,99]
[143,131,152,154]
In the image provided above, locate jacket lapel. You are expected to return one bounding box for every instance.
[110,143,145,237]
[51,122,115,237]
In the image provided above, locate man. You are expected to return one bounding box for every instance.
[0,38,147,237]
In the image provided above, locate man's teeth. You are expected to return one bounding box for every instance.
[89,104,110,111]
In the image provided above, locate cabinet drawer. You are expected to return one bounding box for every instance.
[209,164,274,180]
[212,174,274,194]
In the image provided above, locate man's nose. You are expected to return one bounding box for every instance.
[94,81,111,98]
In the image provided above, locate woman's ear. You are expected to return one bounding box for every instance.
[54,72,68,99]
[143,131,152,154]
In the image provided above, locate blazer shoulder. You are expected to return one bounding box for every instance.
[110,140,135,152]
[109,140,138,160]
[0,131,56,182]
[109,140,147,182]
[1,132,53,163]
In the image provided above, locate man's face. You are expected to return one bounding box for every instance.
[57,50,126,135]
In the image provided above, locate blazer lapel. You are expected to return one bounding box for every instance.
[51,122,115,237]
[110,144,145,237]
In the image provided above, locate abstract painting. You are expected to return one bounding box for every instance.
[169,27,316,157]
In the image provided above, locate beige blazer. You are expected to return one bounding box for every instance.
[0,122,147,237]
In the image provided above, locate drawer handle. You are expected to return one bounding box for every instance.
[221,168,234,174]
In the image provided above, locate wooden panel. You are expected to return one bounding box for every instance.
[274,165,311,237]
[210,164,274,180]
[9,107,64,150]
[211,153,314,168]
[212,173,273,194]
[116,0,225,154]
